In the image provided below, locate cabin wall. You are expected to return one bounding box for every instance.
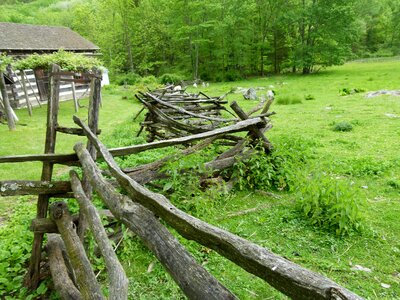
[6,69,90,109]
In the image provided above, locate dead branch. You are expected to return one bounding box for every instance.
[70,171,128,300]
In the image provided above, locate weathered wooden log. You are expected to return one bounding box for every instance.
[70,170,128,300]
[22,70,41,107]
[0,117,266,165]
[75,118,363,300]
[0,70,16,130]
[123,137,217,184]
[19,70,33,116]
[30,215,79,234]
[49,201,104,300]
[74,143,237,300]
[0,180,71,196]
[46,234,83,300]
[79,69,101,240]
[230,101,273,152]
[26,64,61,290]
[55,126,101,136]
[144,92,233,123]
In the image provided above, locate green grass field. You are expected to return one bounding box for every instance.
[0,60,399,299]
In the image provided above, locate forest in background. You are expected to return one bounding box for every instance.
[1,0,400,80]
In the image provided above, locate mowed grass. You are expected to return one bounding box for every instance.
[1,60,400,299]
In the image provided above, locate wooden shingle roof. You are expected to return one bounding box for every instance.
[0,22,99,53]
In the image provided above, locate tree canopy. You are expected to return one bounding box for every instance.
[1,0,399,79]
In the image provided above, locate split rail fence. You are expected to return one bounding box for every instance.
[0,65,364,299]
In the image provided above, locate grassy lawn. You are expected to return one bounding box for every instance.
[0,60,399,299]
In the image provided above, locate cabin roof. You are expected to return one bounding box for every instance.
[0,22,99,53]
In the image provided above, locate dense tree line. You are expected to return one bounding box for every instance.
[1,0,400,80]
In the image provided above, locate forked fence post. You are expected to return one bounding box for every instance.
[25,64,61,289]
[78,68,102,240]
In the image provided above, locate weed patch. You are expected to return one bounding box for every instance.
[332,121,353,132]
[276,94,302,105]
[296,172,365,235]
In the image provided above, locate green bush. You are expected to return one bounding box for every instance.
[276,95,302,105]
[304,94,315,100]
[332,121,353,132]
[13,49,102,71]
[159,73,184,85]
[113,73,141,86]
[230,136,315,191]
[0,53,14,71]
[0,199,49,299]
[339,87,366,96]
[296,173,364,235]
[140,75,157,85]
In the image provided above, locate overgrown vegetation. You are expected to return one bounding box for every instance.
[1,60,400,298]
[296,172,364,235]
[13,49,103,71]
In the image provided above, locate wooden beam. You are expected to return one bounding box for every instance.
[0,117,266,165]
[46,234,83,300]
[70,171,128,300]
[49,201,105,300]
[0,180,71,196]
[25,64,61,290]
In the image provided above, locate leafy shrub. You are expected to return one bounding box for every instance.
[296,173,364,235]
[159,73,184,85]
[0,53,14,71]
[113,73,141,86]
[224,70,242,82]
[140,75,157,85]
[339,87,366,96]
[230,136,315,191]
[332,121,353,132]
[387,179,400,189]
[332,157,395,177]
[13,49,102,71]
[0,199,49,299]
[276,95,302,105]
[304,94,315,100]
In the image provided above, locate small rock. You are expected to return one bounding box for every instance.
[381,283,391,289]
[350,265,372,272]
[385,113,399,118]
[243,88,258,100]
[361,185,368,189]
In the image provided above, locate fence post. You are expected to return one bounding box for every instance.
[0,69,16,131]
[25,64,61,289]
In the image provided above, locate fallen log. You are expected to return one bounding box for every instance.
[49,201,104,300]
[74,116,363,300]
[0,180,71,196]
[70,171,128,300]
[46,234,83,300]
[0,118,266,165]
[74,143,237,300]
